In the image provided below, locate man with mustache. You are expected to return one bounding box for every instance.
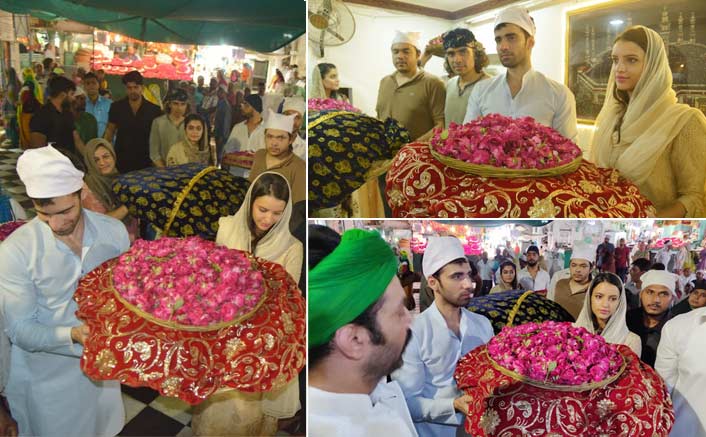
[549,243,594,319]
[626,269,676,366]
[308,226,417,436]
[29,75,80,154]
[463,6,578,142]
[392,236,494,437]
[518,245,551,293]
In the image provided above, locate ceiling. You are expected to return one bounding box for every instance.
[397,0,487,12]
[343,0,519,20]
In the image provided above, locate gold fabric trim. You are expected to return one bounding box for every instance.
[307,110,352,130]
[506,290,534,327]
[163,166,218,235]
[429,143,582,179]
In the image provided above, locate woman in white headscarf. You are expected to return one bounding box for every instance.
[591,25,706,217]
[310,62,349,101]
[574,272,642,356]
[191,172,302,436]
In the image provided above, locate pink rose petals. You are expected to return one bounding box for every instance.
[487,321,623,385]
[308,98,361,113]
[113,237,265,326]
[432,114,581,170]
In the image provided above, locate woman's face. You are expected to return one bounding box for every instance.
[251,194,286,234]
[591,281,621,325]
[501,265,515,285]
[611,40,646,94]
[322,68,340,91]
[93,145,116,175]
[185,120,204,143]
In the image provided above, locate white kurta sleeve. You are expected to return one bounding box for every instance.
[655,318,680,391]
[391,333,461,426]
[552,87,578,143]
[283,241,303,283]
[0,252,79,357]
[463,84,482,123]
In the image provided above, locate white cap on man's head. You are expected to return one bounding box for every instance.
[17,145,84,198]
[282,96,305,115]
[423,236,466,278]
[640,270,677,296]
[264,109,295,133]
[571,243,593,263]
[494,6,536,37]
[392,31,421,50]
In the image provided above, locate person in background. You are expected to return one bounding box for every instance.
[548,243,593,319]
[29,75,80,156]
[573,272,641,355]
[83,72,111,138]
[95,69,108,91]
[213,85,232,162]
[490,260,520,293]
[596,235,616,273]
[2,67,21,147]
[103,70,161,172]
[310,63,347,101]
[149,88,188,167]
[625,269,676,366]
[476,251,494,297]
[517,245,551,292]
[671,279,706,317]
[615,238,631,282]
[71,87,98,153]
[281,97,306,160]
[625,257,651,311]
[166,114,211,166]
[632,240,650,262]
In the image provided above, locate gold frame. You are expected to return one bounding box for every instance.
[565,0,647,125]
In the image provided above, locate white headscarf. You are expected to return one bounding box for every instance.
[574,273,631,346]
[216,171,297,264]
[591,25,706,187]
[309,63,328,99]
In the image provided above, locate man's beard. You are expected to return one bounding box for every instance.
[527,259,537,267]
[363,329,412,380]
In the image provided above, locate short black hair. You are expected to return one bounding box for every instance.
[651,263,666,271]
[432,257,469,279]
[122,70,143,85]
[47,76,76,98]
[631,258,651,272]
[42,57,54,70]
[30,188,81,207]
[83,72,99,83]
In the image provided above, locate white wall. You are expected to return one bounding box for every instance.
[309,0,625,150]
[308,3,451,115]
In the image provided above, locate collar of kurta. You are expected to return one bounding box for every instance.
[391,70,424,88]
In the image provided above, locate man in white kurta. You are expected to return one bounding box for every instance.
[463,6,578,142]
[655,307,706,436]
[518,245,551,292]
[0,145,129,437]
[308,228,417,437]
[392,236,494,437]
[222,94,266,178]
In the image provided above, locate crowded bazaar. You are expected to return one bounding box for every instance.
[0,1,306,436]
[307,1,706,218]
[308,219,706,436]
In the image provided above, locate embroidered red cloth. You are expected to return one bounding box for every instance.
[385,142,655,218]
[454,344,674,436]
[75,255,305,405]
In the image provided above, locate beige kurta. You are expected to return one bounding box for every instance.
[602,115,706,217]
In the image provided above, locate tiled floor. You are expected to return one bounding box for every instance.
[0,144,34,217]
[120,386,194,436]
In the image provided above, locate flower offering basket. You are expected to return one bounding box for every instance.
[308,105,410,211]
[113,163,249,240]
[74,239,306,405]
[454,323,674,436]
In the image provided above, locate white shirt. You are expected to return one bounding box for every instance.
[223,120,266,178]
[292,134,306,161]
[464,69,578,142]
[518,267,551,292]
[0,210,129,437]
[309,381,418,437]
[391,302,494,437]
[655,307,706,436]
[655,248,673,269]
[476,259,494,281]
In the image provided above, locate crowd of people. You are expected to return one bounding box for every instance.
[311,6,706,217]
[309,228,706,436]
[0,64,306,435]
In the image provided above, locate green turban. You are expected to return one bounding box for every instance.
[309,229,398,348]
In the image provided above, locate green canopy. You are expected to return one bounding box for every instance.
[0,0,304,52]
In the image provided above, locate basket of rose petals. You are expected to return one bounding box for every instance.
[430,114,582,178]
[307,97,361,113]
[75,237,306,404]
[426,34,445,57]
[454,321,674,436]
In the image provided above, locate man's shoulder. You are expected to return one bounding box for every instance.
[531,70,573,96]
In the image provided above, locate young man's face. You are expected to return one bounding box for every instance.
[34,193,83,237]
[265,128,293,158]
[494,23,533,68]
[445,44,475,76]
[429,261,474,307]
[83,78,100,98]
[391,43,419,74]
[569,259,591,284]
[640,284,673,316]
[125,82,142,101]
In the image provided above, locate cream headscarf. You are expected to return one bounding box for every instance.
[591,25,706,187]
[574,273,630,346]
[309,63,328,99]
[216,171,297,263]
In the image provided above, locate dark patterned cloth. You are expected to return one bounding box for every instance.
[467,289,574,334]
[308,110,410,212]
[114,163,249,240]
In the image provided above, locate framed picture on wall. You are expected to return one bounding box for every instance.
[566,0,706,124]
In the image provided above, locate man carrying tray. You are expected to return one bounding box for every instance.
[0,145,129,437]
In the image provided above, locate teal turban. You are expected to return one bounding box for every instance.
[309,229,398,347]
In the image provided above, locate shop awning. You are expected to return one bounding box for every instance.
[0,0,304,52]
